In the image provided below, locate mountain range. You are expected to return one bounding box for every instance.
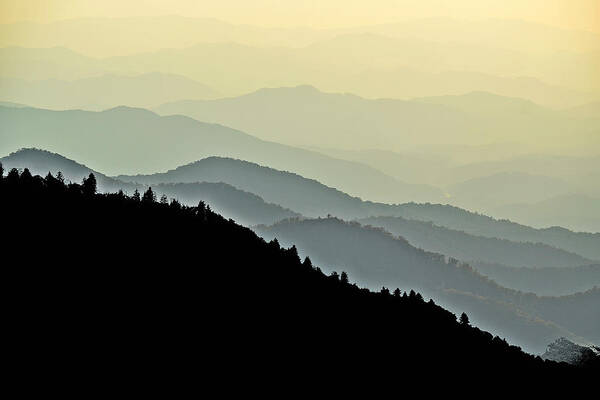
[255,217,600,353]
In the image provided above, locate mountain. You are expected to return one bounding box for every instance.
[445,172,580,211]
[116,155,600,260]
[492,194,600,233]
[0,73,219,110]
[3,16,598,58]
[2,167,578,374]
[387,203,600,261]
[255,217,600,353]
[469,262,600,297]
[3,35,599,105]
[0,147,137,193]
[0,148,299,227]
[155,86,599,154]
[357,216,593,269]
[323,67,598,108]
[0,105,442,204]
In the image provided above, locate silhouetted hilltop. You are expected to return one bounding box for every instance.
[0,105,442,204]
[153,182,299,226]
[0,149,299,226]
[0,147,137,193]
[255,217,600,353]
[358,216,592,269]
[1,167,582,374]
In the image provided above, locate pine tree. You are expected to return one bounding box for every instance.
[460,312,470,326]
[142,187,156,204]
[132,189,141,202]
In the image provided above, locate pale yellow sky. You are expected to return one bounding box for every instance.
[0,0,599,33]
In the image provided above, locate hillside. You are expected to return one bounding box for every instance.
[357,216,592,269]
[0,149,299,227]
[117,155,600,260]
[255,218,600,353]
[1,167,582,373]
[0,105,442,204]
[470,262,600,297]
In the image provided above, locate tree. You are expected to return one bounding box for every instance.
[160,194,168,204]
[380,287,390,296]
[393,288,401,298]
[142,187,156,204]
[460,312,470,326]
[82,173,97,196]
[0,162,3,180]
[197,200,206,219]
[340,271,349,284]
[56,171,64,183]
[21,168,33,182]
[132,189,141,202]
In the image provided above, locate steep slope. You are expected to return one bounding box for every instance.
[1,168,577,373]
[0,105,442,204]
[255,218,600,353]
[0,73,219,110]
[0,149,299,227]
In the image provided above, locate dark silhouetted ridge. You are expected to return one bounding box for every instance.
[1,167,592,378]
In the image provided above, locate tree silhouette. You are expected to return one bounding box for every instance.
[142,187,156,204]
[0,162,3,180]
[0,169,588,373]
[132,189,141,202]
[340,271,349,284]
[160,194,168,204]
[82,173,97,196]
[460,312,470,326]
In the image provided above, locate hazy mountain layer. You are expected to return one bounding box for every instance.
[1,35,598,106]
[492,195,600,233]
[155,86,599,154]
[2,16,598,57]
[470,262,600,297]
[0,105,442,204]
[0,73,219,110]
[255,218,600,353]
[358,216,593,269]
[116,155,600,260]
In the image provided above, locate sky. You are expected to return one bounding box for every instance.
[0,0,599,33]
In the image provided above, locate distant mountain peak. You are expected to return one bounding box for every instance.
[542,337,599,365]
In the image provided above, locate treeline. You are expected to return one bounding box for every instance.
[1,166,595,377]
